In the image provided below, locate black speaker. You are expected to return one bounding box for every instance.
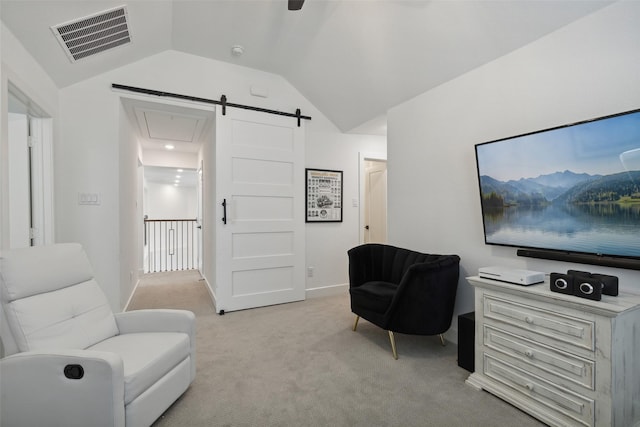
[573,276,602,301]
[566,269,591,278]
[567,270,619,296]
[550,272,574,295]
[593,273,619,296]
[458,312,475,373]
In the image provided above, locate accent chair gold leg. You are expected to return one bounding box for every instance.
[388,331,398,360]
[352,315,360,331]
[439,334,446,346]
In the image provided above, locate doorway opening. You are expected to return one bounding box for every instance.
[120,96,214,279]
[7,84,54,248]
[359,152,388,244]
[143,165,199,273]
[364,159,387,243]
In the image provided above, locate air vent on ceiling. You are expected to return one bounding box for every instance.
[51,5,131,63]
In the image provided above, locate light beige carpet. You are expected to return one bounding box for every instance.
[128,270,215,316]
[128,271,544,427]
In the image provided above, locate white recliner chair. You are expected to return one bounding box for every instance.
[0,243,196,427]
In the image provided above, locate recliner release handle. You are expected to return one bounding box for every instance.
[64,364,84,380]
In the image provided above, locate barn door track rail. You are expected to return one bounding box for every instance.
[112,83,311,127]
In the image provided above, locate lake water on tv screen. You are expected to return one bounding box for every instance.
[483,203,640,257]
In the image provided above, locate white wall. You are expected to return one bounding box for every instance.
[305,132,386,295]
[145,182,197,219]
[387,1,640,342]
[53,50,382,310]
[118,100,141,308]
[199,122,216,297]
[143,149,198,169]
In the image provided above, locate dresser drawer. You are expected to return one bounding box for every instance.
[484,325,594,390]
[484,354,594,426]
[483,294,595,351]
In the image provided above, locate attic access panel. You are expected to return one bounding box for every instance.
[51,5,131,62]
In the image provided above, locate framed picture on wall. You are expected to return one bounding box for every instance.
[305,168,343,222]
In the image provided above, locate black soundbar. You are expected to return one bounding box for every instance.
[517,249,640,271]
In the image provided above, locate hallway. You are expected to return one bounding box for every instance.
[128,270,215,316]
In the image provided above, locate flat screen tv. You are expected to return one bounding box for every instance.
[475,108,640,270]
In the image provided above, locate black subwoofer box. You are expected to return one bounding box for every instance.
[458,311,475,373]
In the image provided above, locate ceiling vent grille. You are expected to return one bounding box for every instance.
[51,5,131,62]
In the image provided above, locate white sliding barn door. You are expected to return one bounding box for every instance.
[215,107,305,313]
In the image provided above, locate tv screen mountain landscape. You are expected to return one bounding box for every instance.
[475,108,640,262]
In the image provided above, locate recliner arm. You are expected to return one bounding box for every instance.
[114,309,195,335]
[114,309,196,381]
[0,349,125,427]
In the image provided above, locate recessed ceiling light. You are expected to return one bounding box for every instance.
[165,144,175,150]
[177,169,183,172]
[176,175,181,179]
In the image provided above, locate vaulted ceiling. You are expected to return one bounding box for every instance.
[1,0,613,134]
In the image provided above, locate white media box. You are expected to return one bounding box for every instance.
[478,266,545,285]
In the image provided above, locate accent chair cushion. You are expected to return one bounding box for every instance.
[349,281,397,314]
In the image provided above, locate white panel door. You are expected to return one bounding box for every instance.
[364,160,387,244]
[215,107,305,313]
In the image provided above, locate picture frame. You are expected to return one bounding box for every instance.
[305,168,343,222]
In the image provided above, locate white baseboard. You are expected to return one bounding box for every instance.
[306,283,348,299]
[200,274,219,313]
[123,278,141,311]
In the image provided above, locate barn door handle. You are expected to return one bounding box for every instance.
[222,199,227,224]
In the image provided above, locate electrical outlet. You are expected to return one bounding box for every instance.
[78,192,100,205]
[307,267,314,277]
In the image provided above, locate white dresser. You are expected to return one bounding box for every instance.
[466,276,640,427]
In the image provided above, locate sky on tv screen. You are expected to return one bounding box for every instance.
[476,111,640,181]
